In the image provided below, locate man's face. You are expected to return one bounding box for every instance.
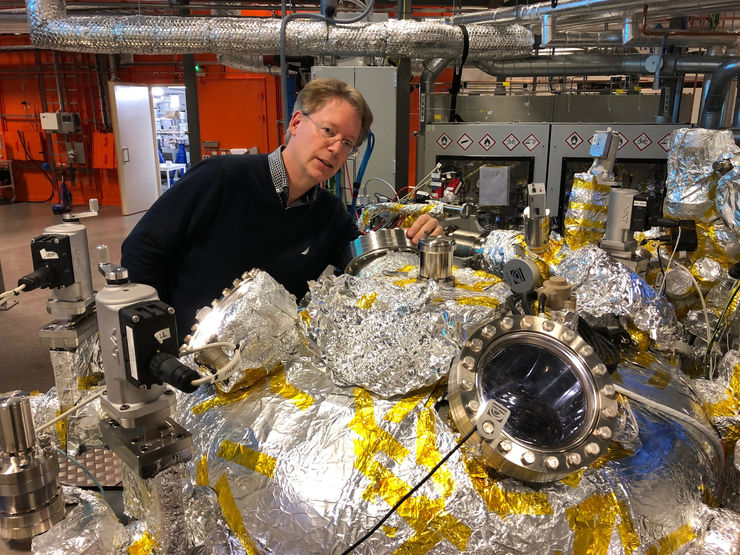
[286,97,362,187]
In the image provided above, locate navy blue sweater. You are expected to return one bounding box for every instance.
[121,154,359,340]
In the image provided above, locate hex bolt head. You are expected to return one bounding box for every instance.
[561,329,576,342]
[521,316,534,328]
[482,420,495,435]
[521,451,536,465]
[498,439,512,453]
[545,456,559,470]
[469,338,483,352]
[481,325,495,339]
[467,400,480,413]
[461,378,474,391]
[602,405,618,418]
[585,442,601,456]
[500,317,513,330]
[601,384,616,397]
[580,345,594,357]
[597,426,612,440]
[542,320,555,332]
[567,452,582,466]
[462,356,476,370]
[593,363,607,376]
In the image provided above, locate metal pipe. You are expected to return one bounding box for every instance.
[26,0,533,59]
[416,57,449,183]
[733,79,740,128]
[475,54,738,78]
[700,59,740,128]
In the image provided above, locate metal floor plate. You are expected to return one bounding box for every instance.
[58,448,123,487]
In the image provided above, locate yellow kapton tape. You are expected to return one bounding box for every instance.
[127,531,157,555]
[462,454,552,517]
[196,454,209,487]
[644,523,696,554]
[269,370,315,411]
[214,472,258,554]
[416,408,454,497]
[217,439,277,479]
[356,292,378,309]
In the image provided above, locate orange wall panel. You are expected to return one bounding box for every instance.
[92,132,116,169]
[197,74,280,154]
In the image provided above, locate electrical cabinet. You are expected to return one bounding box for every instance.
[40,112,80,134]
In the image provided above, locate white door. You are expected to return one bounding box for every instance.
[109,83,161,215]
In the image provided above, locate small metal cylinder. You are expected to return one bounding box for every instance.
[0,391,65,541]
[523,214,550,252]
[418,236,456,283]
[0,391,36,455]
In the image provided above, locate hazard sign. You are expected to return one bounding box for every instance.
[457,133,473,150]
[503,133,520,151]
[565,132,583,150]
[479,134,495,151]
[633,132,652,151]
[523,134,540,151]
[436,133,451,149]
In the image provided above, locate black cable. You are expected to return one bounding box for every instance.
[448,24,469,123]
[577,316,621,373]
[342,426,476,554]
[16,130,55,203]
[537,292,547,315]
[521,290,537,316]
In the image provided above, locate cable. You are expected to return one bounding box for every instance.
[0,283,26,305]
[37,390,105,433]
[351,130,375,218]
[704,279,740,375]
[179,341,236,357]
[16,130,56,203]
[397,163,441,203]
[342,426,476,554]
[672,262,711,347]
[361,177,396,201]
[55,448,105,498]
[613,383,724,462]
[279,0,375,137]
[660,226,681,293]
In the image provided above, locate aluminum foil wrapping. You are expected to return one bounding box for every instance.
[31,486,127,554]
[185,270,302,393]
[664,128,740,220]
[716,153,740,236]
[28,386,105,453]
[186,485,246,554]
[49,333,103,408]
[170,351,736,553]
[692,256,724,289]
[27,0,533,58]
[123,462,190,553]
[304,267,508,397]
[690,350,740,511]
[563,172,612,251]
[359,202,444,233]
[555,246,676,335]
[355,251,420,279]
[479,229,525,275]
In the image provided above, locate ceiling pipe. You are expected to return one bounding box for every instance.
[475,54,738,78]
[25,0,533,59]
[416,57,450,187]
[700,60,740,129]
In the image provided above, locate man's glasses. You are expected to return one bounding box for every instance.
[302,112,359,157]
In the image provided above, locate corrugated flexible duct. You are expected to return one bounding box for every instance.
[26,0,533,60]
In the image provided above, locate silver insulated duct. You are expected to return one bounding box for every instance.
[26,0,533,60]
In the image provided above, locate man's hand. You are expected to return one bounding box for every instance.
[406,214,443,245]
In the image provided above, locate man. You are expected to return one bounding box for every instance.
[122,78,442,339]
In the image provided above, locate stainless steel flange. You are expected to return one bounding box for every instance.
[448,315,619,483]
[345,229,418,276]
